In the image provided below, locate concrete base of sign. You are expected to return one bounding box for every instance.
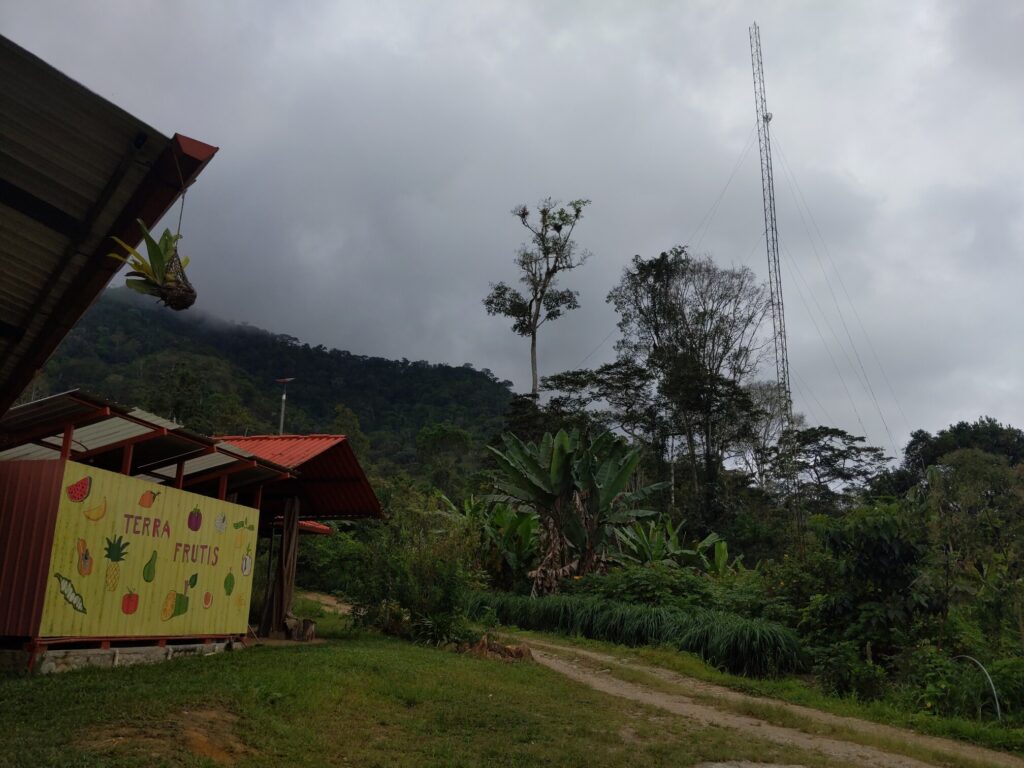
[6,639,244,674]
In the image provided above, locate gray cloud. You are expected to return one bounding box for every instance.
[4,0,1023,455]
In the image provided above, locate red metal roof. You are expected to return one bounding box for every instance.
[214,435,344,469]
[217,435,382,520]
[298,520,334,535]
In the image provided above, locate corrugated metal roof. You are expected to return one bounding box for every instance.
[297,520,333,535]
[0,34,218,416]
[214,435,345,469]
[219,435,382,520]
[0,391,293,496]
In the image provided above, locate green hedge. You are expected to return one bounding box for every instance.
[468,592,802,677]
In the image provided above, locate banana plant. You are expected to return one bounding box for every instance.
[108,219,195,309]
[443,495,539,588]
[489,429,663,594]
[613,518,687,568]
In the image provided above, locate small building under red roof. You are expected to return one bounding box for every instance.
[214,434,381,638]
[215,434,381,522]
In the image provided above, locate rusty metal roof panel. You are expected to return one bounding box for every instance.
[220,435,382,519]
[0,459,62,636]
[214,435,345,468]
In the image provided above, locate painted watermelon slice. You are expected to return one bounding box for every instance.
[66,476,92,503]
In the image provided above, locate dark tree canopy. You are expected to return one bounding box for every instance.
[546,247,771,523]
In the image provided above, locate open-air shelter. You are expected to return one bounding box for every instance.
[214,435,382,637]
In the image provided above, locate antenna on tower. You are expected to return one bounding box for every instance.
[750,22,793,421]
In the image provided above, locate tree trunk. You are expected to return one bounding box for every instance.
[530,330,539,397]
[669,436,676,513]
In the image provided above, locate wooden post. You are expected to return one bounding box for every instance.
[217,475,228,500]
[257,529,277,638]
[121,444,134,475]
[174,462,185,489]
[259,497,301,637]
[60,424,73,460]
[276,497,300,631]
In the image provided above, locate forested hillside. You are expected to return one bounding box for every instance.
[35,289,513,468]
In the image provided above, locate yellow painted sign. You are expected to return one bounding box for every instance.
[40,461,259,638]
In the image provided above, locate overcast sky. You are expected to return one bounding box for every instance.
[4,1,1023,455]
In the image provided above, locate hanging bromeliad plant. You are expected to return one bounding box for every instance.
[109,219,197,310]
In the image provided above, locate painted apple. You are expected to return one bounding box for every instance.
[187,507,202,532]
[121,589,139,615]
[203,591,213,609]
[240,545,253,577]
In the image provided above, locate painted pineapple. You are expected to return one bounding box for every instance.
[104,535,129,592]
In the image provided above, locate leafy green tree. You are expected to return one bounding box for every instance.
[877,417,1024,497]
[416,422,474,499]
[331,403,371,460]
[547,248,770,522]
[912,449,1024,646]
[483,199,590,396]
[770,426,889,533]
[806,505,932,660]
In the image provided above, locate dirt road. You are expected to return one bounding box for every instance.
[525,638,1023,768]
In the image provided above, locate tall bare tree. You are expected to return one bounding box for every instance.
[484,198,590,397]
[610,247,770,514]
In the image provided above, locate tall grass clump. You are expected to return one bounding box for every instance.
[469,592,802,677]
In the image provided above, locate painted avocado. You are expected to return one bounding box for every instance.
[224,568,235,596]
[143,550,157,583]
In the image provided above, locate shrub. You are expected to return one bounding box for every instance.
[296,527,365,595]
[989,658,1024,720]
[813,641,889,700]
[349,507,481,645]
[891,644,1012,721]
[468,591,802,677]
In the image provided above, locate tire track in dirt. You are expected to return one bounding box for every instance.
[528,640,1023,768]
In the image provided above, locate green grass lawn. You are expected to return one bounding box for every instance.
[0,630,853,768]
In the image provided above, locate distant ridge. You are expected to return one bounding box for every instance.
[38,288,513,467]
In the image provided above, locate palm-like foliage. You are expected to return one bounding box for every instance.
[109,219,196,310]
[488,429,662,594]
[613,518,687,568]
[444,495,539,589]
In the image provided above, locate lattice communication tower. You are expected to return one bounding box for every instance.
[749,22,793,419]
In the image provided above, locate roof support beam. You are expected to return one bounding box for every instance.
[0,177,81,238]
[74,428,167,460]
[134,444,215,474]
[0,318,24,342]
[0,406,111,451]
[183,460,257,489]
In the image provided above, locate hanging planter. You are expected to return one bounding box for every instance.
[109,219,197,311]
